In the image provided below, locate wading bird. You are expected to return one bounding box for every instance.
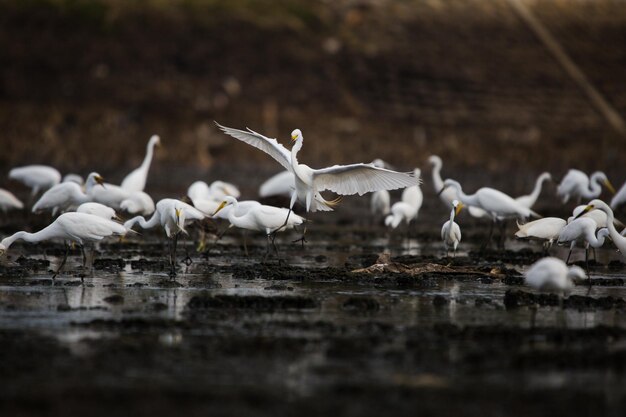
[120,191,156,216]
[524,257,585,292]
[76,202,119,220]
[515,172,551,209]
[32,173,104,215]
[0,189,24,212]
[124,198,205,276]
[441,200,463,257]
[385,168,423,229]
[515,217,566,250]
[120,135,161,192]
[216,123,417,238]
[428,155,457,208]
[0,212,128,279]
[9,165,61,197]
[557,169,615,204]
[576,199,626,258]
[557,217,609,268]
[213,196,305,262]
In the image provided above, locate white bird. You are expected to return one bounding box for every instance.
[515,172,551,209]
[213,196,305,261]
[556,169,615,204]
[124,198,205,275]
[371,189,390,217]
[441,179,537,220]
[120,135,161,192]
[576,199,626,258]
[568,204,624,230]
[515,217,566,249]
[557,217,610,266]
[120,191,155,216]
[402,168,423,213]
[524,257,585,292]
[32,172,104,215]
[428,155,457,208]
[76,202,118,220]
[385,168,424,229]
[187,180,240,202]
[9,165,61,197]
[90,182,131,210]
[441,200,463,257]
[259,170,295,198]
[62,174,84,185]
[216,123,418,234]
[0,212,128,278]
[0,189,24,212]
[610,180,626,210]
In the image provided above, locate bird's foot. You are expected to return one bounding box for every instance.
[292,236,307,247]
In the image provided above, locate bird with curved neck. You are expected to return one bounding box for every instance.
[0,212,127,279]
[428,155,458,208]
[441,200,463,257]
[121,135,161,193]
[216,122,418,240]
[557,169,615,204]
[213,196,305,262]
[576,199,626,257]
[515,172,551,209]
[558,217,610,270]
[32,172,104,216]
[124,198,205,276]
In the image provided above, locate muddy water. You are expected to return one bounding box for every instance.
[1,215,626,416]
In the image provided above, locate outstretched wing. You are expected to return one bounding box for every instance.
[312,164,419,196]
[215,122,292,171]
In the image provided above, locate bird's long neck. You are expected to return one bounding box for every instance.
[584,173,603,198]
[527,173,549,203]
[125,212,159,230]
[291,139,303,169]
[451,183,479,207]
[587,227,609,248]
[1,227,59,249]
[140,141,156,172]
[448,207,456,240]
[431,160,443,191]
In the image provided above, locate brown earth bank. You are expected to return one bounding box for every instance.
[0,0,625,184]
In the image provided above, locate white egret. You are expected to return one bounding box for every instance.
[428,155,457,208]
[62,174,84,185]
[120,135,161,192]
[120,191,156,215]
[0,189,24,212]
[515,217,566,249]
[259,171,295,198]
[213,196,305,262]
[216,123,418,231]
[0,212,128,278]
[610,180,626,210]
[32,173,104,216]
[124,198,205,275]
[524,257,585,292]
[569,204,624,230]
[515,172,551,209]
[371,189,390,217]
[385,201,418,229]
[441,200,463,257]
[402,168,423,212]
[557,217,609,267]
[9,165,61,197]
[576,199,626,257]
[187,180,240,202]
[90,182,131,210]
[76,202,119,220]
[557,169,615,204]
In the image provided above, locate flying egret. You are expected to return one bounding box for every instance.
[216,123,418,235]
[515,172,551,209]
[441,200,463,257]
[557,217,609,268]
[524,257,585,292]
[610,180,626,210]
[9,165,61,197]
[0,212,128,279]
[556,169,615,204]
[575,199,626,258]
[213,196,305,262]
[515,217,566,250]
[120,191,156,215]
[32,173,104,216]
[76,202,119,220]
[124,198,205,275]
[0,189,24,212]
[120,135,161,192]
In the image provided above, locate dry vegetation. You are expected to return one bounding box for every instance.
[0,0,625,187]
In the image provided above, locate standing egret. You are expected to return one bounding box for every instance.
[371,189,391,217]
[216,123,418,238]
[575,199,626,257]
[557,217,609,268]
[120,191,156,216]
[402,168,423,214]
[32,173,104,215]
[385,201,418,229]
[124,198,205,275]
[0,189,24,212]
[9,165,61,197]
[557,169,615,204]
[610,180,626,210]
[76,202,119,220]
[213,196,305,262]
[515,217,566,250]
[524,257,585,292]
[0,212,128,279]
[120,135,161,192]
[515,172,551,209]
[441,200,463,257]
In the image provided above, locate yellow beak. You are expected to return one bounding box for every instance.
[291,134,297,142]
[455,202,464,217]
[604,179,616,194]
[212,201,227,217]
[574,204,594,220]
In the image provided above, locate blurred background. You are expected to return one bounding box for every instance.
[1,0,625,191]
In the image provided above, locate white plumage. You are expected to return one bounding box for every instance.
[524,257,585,292]
[32,172,103,216]
[610,180,626,210]
[515,172,551,209]
[120,135,160,192]
[9,165,61,196]
[515,217,566,248]
[259,171,295,198]
[76,202,118,220]
[120,191,156,216]
[441,200,463,256]
[577,199,626,257]
[370,190,391,217]
[557,169,615,204]
[428,155,457,208]
[0,189,24,212]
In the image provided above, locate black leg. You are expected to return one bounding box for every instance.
[170,234,178,277]
[263,234,272,264]
[53,242,70,280]
[565,244,573,265]
[482,220,495,250]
